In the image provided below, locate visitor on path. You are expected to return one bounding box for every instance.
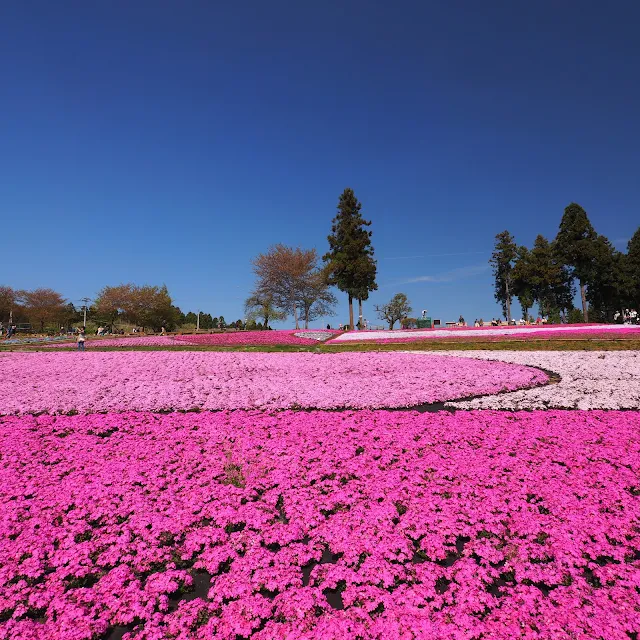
[77,328,86,351]
[161,326,166,336]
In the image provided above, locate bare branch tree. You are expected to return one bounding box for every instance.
[251,245,319,329]
[244,290,286,328]
[297,267,337,329]
[375,293,412,330]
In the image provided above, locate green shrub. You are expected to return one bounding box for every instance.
[567,308,585,324]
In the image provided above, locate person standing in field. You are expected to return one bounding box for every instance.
[77,327,86,351]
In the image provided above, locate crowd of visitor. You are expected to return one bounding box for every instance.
[615,309,639,324]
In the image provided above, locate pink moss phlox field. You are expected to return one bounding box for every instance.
[1,410,639,640]
[0,352,548,415]
[328,324,640,344]
[441,351,640,410]
[172,330,337,346]
[44,336,182,348]
[42,331,337,349]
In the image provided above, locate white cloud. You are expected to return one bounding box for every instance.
[391,264,489,286]
[384,251,486,260]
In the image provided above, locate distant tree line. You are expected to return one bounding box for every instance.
[4,188,382,334]
[0,283,248,334]
[491,203,640,323]
[0,287,71,332]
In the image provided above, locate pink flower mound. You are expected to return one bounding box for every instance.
[0,352,547,414]
[1,410,639,640]
[173,330,337,346]
[46,331,338,349]
[44,336,181,348]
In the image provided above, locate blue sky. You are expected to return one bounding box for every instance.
[2,1,639,326]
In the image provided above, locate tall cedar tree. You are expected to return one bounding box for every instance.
[323,188,377,330]
[625,228,640,309]
[554,203,598,322]
[585,235,624,321]
[528,235,575,318]
[511,246,535,320]
[489,231,517,323]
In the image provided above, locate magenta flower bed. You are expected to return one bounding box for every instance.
[42,331,337,349]
[173,330,337,347]
[0,352,547,414]
[328,324,640,344]
[1,410,639,639]
[44,336,181,348]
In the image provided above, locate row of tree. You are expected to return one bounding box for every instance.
[0,283,249,333]
[0,287,71,332]
[491,203,640,323]
[4,188,381,333]
[179,312,251,330]
[247,188,379,330]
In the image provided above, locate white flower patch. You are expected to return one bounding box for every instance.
[329,324,638,342]
[434,350,640,410]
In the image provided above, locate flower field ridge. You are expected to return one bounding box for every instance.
[0,352,548,415]
[41,330,338,349]
[328,324,640,343]
[172,330,337,346]
[1,410,639,640]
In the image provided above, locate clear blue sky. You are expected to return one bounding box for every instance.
[2,1,639,326]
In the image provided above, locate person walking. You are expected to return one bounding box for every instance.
[77,327,86,351]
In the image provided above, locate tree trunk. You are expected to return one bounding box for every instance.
[505,279,512,323]
[580,282,588,322]
[348,295,354,330]
[358,299,363,329]
[293,303,299,329]
[304,310,309,329]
